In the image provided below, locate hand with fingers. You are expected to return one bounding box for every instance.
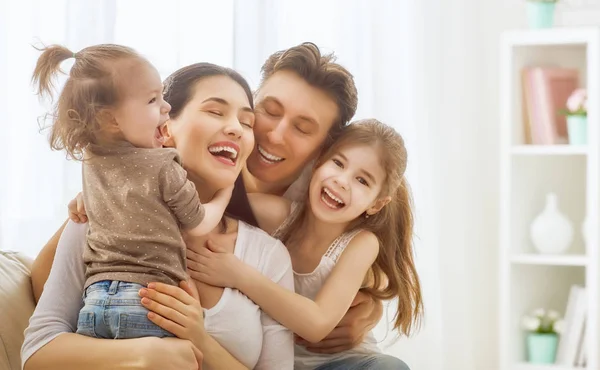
[67,191,87,223]
[139,280,208,350]
[186,240,246,289]
[295,291,383,354]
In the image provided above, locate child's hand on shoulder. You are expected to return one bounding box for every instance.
[186,239,245,288]
[68,191,87,223]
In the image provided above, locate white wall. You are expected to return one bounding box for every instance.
[430,0,507,367]
[436,0,484,367]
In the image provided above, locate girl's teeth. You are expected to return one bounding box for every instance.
[321,193,340,208]
[324,188,344,204]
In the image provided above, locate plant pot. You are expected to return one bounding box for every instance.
[526,2,556,29]
[527,333,558,364]
[567,115,587,145]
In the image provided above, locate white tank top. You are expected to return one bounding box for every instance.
[273,202,381,370]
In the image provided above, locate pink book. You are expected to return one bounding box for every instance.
[537,67,580,144]
[523,67,579,145]
[527,68,549,144]
[522,68,540,144]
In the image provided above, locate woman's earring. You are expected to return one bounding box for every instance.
[365,213,370,219]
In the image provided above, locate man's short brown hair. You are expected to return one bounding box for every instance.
[260,42,358,142]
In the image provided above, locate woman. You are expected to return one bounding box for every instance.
[22,62,294,370]
[31,43,384,361]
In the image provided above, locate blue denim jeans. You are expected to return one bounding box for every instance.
[76,280,173,339]
[314,354,410,370]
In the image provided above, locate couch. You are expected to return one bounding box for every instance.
[0,250,36,370]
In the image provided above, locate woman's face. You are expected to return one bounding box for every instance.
[246,70,339,189]
[164,75,255,191]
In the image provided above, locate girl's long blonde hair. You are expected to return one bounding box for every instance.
[280,118,424,336]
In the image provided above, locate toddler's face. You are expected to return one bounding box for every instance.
[111,61,171,148]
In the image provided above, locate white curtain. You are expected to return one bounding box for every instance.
[0,0,94,259]
[1,1,448,368]
[0,0,235,257]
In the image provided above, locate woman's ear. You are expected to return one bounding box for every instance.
[366,196,392,217]
[161,121,175,148]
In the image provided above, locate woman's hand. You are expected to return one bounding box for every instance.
[139,336,203,370]
[295,291,383,354]
[140,281,207,348]
[67,192,87,223]
[186,240,246,288]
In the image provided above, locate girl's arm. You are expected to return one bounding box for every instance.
[247,193,291,235]
[22,221,201,370]
[140,282,249,370]
[190,231,379,343]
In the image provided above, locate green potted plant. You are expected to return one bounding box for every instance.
[522,308,564,364]
[563,88,588,145]
[526,0,559,29]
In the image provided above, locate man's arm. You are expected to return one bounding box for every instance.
[31,219,68,303]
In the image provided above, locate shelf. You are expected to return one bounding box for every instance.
[501,25,599,370]
[511,145,587,156]
[510,254,588,267]
[503,27,600,46]
[515,363,585,370]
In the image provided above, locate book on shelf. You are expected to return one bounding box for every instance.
[521,66,579,145]
[555,285,587,366]
[575,318,587,367]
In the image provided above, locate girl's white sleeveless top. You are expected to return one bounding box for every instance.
[273,202,381,370]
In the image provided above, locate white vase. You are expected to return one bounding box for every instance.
[530,193,573,254]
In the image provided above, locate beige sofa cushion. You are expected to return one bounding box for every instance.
[0,251,35,370]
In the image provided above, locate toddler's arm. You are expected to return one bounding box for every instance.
[159,158,207,232]
[185,185,233,236]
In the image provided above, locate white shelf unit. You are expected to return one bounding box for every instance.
[499,28,600,370]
